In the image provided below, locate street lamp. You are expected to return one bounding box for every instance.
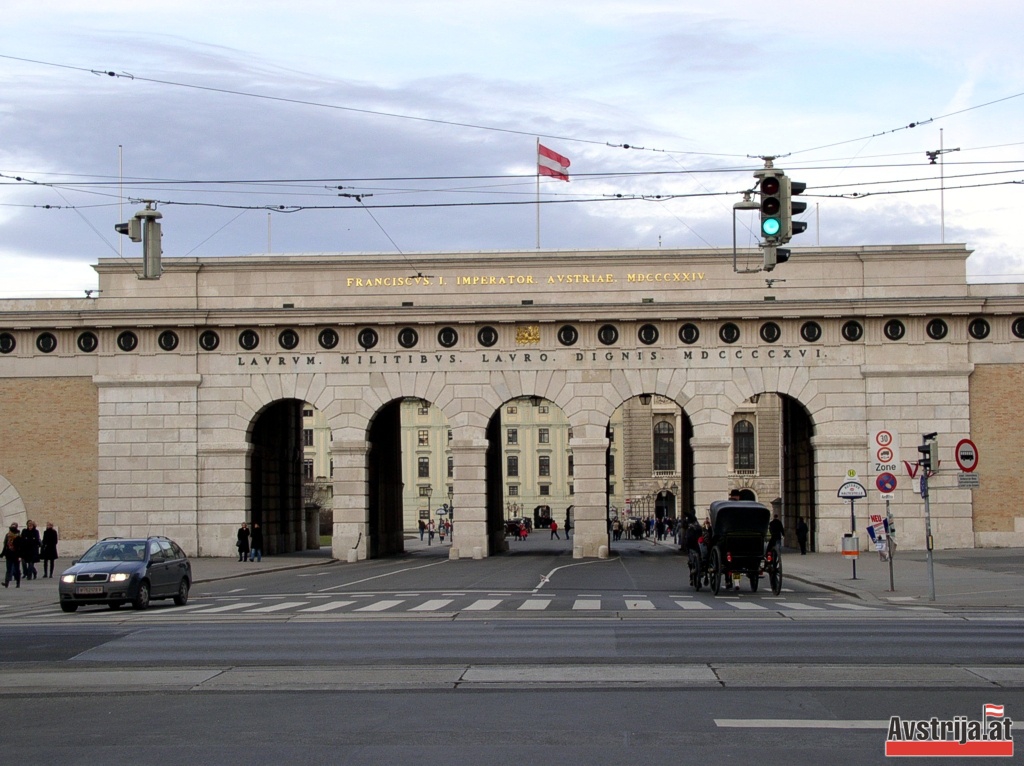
[447,485,454,541]
[425,484,433,519]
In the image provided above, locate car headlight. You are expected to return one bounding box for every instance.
[61,575,75,584]
[109,573,130,582]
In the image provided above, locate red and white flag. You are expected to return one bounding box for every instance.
[538,144,570,182]
[984,704,1005,718]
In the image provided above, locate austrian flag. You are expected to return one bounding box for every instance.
[538,144,571,181]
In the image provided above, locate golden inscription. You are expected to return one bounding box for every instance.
[516,325,541,345]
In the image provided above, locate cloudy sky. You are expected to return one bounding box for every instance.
[2,1,1023,297]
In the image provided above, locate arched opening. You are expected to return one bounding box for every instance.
[249,399,320,555]
[363,397,455,558]
[727,393,816,552]
[608,394,694,547]
[485,396,573,555]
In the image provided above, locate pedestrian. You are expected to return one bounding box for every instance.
[418,519,426,541]
[796,516,809,555]
[427,520,435,545]
[728,489,741,501]
[769,513,785,559]
[236,522,250,562]
[249,522,263,562]
[20,520,41,580]
[40,522,59,578]
[438,520,446,543]
[564,518,571,540]
[550,520,560,540]
[2,523,21,588]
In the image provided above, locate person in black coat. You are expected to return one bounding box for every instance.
[795,516,809,555]
[249,522,263,562]
[20,520,41,580]
[2,523,22,588]
[237,522,251,562]
[40,522,59,577]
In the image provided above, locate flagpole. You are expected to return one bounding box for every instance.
[536,137,541,249]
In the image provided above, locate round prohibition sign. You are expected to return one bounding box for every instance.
[876,446,894,463]
[876,472,898,493]
[875,430,893,447]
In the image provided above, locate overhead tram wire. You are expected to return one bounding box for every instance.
[0,54,745,160]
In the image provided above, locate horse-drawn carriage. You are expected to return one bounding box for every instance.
[687,500,782,595]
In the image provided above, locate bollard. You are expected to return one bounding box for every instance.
[573,545,583,559]
[598,545,609,559]
[473,546,483,560]
[449,547,460,560]
[347,549,358,564]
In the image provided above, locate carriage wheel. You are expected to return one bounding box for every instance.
[769,557,783,595]
[709,549,722,595]
[749,569,759,592]
[688,549,702,592]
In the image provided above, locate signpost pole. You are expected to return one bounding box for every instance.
[849,498,857,580]
[885,498,895,591]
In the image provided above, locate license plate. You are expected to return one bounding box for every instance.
[76,586,103,595]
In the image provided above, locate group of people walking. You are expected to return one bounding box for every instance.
[418,518,453,545]
[3,520,59,588]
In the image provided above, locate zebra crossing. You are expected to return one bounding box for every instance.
[6,592,939,621]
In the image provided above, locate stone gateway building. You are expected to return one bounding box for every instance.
[1,244,1022,560]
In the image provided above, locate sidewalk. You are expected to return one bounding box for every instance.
[780,546,1024,609]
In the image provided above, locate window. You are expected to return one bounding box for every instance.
[303,408,313,417]
[447,429,453,443]
[568,455,574,476]
[418,405,429,416]
[608,427,615,442]
[506,405,517,414]
[539,485,550,496]
[303,429,314,447]
[507,428,518,445]
[507,455,519,477]
[418,429,429,446]
[734,420,755,471]
[607,453,615,476]
[538,405,549,414]
[653,421,675,471]
[418,486,432,497]
[418,457,430,478]
[538,428,550,444]
[508,485,519,496]
[539,455,550,476]
[303,459,314,480]
[447,456,454,478]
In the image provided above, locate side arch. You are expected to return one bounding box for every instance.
[0,475,27,531]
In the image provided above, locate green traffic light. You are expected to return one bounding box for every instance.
[762,217,781,237]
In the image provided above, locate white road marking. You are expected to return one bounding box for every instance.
[518,600,551,610]
[247,601,309,613]
[573,599,601,610]
[464,599,502,611]
[354,600,404,612]
[410,599,455,611]
[299,600,355,612]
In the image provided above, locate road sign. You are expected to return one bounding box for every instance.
[871,429,900,473]
[955,438,978,472]
[838,480,867,499]
[875,472,898,494]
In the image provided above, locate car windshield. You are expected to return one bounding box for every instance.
[79,541,146,563]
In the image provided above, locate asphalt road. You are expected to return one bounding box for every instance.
[2,544,1020,765]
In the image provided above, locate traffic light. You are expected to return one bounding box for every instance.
[918,433,938,470]
[757,170,784,244]
[782,178,808,242]
[114,217,142,242]
[114,204,163,279]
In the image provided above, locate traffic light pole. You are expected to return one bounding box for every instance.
[919,432,937,601]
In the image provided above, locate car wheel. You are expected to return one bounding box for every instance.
[132,580,150,610]
[173,579,190,606]
[60,602,79,613]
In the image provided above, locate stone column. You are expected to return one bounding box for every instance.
[568,437,610,558]
[812,433,867,552]
[332,438,370,561]
[448,438,489,559]
[690,431,732,519]
[197,443,251,557]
